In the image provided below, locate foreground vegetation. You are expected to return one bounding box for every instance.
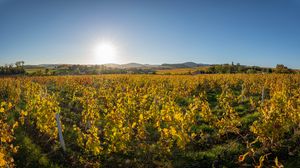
[0,74,299,167]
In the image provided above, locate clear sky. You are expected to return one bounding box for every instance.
[0,0,300,68]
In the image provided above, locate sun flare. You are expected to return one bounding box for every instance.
[93,42,117,64]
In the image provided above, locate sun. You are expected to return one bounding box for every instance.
[93,42,117,64]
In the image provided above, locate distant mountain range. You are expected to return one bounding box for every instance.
[25,62,210,69]
[161,62,210,68]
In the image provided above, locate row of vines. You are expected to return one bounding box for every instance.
[0,74,299,167]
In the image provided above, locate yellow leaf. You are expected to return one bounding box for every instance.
[13,122,19,129]
[132,122,137,128]
[8,102,12,109]
[274,157,284,168]
[0,152,6,166]
[170,126,177,135]
[139,114,144,120]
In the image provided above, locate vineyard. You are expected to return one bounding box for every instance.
[0,74,300,167]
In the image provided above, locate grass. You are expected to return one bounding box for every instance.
[174,141,244,167]
[14,133,61,168]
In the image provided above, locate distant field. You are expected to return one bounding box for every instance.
[25,66,211,75]
[25,67,57,74]
[156,66,209,74]
[25,68,45,73]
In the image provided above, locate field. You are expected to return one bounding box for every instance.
[0,74,300,167]
[156,67,209,75]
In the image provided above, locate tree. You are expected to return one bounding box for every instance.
[45,69,49,75]
[0,61,25,75]
[275,64,290,73]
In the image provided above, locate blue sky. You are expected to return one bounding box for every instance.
[0,0,300,68]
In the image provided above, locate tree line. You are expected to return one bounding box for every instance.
[0,61,297,76]
[0,61,25,75]
[204,63,296,74]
